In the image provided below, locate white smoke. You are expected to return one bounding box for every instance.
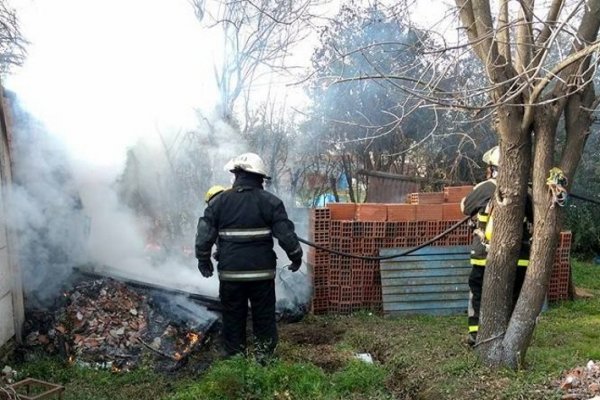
[7,98,243,303]
[6,96,88,304]
[7,98,308,307]
[5,0,311,311]
[77,112,248,299]
[2,0,225,303]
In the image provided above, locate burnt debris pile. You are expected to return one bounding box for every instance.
[23,277,218,371]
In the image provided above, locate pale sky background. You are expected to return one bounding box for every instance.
[2,0,452,293]
[5,0,451,173]
[6,0,220,171]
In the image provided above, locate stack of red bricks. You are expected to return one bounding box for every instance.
[548,231,572,301]
[307,186,573,315]
[308,208,332,314]
[308,203,384,315]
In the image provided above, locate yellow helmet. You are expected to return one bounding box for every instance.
[205,185,227,204]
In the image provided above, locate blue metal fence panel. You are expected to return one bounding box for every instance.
[379,246,471,316]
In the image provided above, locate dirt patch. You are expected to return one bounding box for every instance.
[575,287,595,299]
[297,344,349,372]
[278,320,349,372]
[279,321,346,346]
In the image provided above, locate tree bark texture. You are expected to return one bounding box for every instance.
[456,0,600,369]
[503,71,596,366]
[341,154,356,203]
[501,106,561,368]
[476,108,530,365]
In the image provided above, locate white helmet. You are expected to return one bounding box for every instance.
[482,146,500,167]
[224,152,271,179]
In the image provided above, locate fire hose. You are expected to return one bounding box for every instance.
[295,190,600,263]
[296,215,471,261]
[569,192,600,206]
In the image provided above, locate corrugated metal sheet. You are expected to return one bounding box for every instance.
[379,246,471,316]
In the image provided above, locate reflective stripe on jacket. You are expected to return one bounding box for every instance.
[195,172,302,281]
[219,228,272,241]
[461,179,532,267]
[219,269,276,281]
[470,258,529,267]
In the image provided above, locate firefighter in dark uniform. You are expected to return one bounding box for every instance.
[195,153,303,358]
[204,185,228,262]
[461,146,533,347]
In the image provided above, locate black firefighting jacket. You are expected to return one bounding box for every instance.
[195,172,303,281]
[461,179,533,266]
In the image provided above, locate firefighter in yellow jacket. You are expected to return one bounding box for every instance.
[460,146,533,347]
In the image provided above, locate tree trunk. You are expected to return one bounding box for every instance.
[329,174,339,203]
[476,105,531,366]
[500,81,596,365]
[341,154,356,203]
[454,0,600,370]
[560,87,595,300]
[561,87,596,184]
[501,105,561,367]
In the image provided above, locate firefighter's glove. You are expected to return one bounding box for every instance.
[288,258,302,272]
[198,260,214,278]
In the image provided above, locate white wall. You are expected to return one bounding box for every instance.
[0,90,22,347]
[0,180,14,345]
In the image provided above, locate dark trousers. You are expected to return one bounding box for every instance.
[219,279,277,357]
[468,265,527,332]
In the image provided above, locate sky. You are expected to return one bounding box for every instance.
[2,0,452,300]
[6,0,221,171]
[5,0,450,173]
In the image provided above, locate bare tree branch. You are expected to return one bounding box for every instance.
[532,0,564,68]
[515,0,534,76]
[497,0,511,66]
[0,0,27,74]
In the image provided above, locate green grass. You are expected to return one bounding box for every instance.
[167,357,389,400]
[6,260,600,399]
[168,357,327,400]
[527,261,600,374]
[572,259,600,290]
[13,357,177,400]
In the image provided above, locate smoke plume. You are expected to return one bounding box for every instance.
[7,94,310,314]
[4,0,311,313]
[6,94,88,305]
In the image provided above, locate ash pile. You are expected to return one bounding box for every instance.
[23,276,219,372]
[21,267,311,372]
